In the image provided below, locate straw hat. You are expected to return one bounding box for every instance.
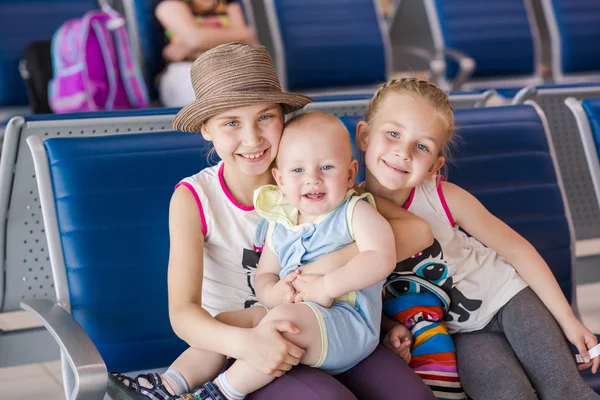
[172,43,313,133]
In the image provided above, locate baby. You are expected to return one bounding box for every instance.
[251,111,397,377]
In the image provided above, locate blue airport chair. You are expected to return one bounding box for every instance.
[566,98,600,253]
[541,0,600,84]
[0,109,177,317]
[390,0,544,95]
[514,83,600,248]
[23,130,209,398]
[262,0,390,95]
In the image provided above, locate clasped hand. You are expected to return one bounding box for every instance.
[273,269,334,308]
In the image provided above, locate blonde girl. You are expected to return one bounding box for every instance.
[358,78,599,399]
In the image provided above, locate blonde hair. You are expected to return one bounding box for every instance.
[364,78,455,163]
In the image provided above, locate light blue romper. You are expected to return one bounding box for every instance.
[254,185,383,375]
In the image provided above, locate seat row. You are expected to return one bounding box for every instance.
[2,0,598,108]
[125,0,600,99]
[5,86,600,317]
[390,0,600,94]
[16,101,600,398]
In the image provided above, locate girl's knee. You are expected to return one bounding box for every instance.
[460,366,537,400]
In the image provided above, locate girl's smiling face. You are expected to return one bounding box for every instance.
[201,103,284,177]
[358,93,446,191]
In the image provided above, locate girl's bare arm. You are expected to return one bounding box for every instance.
[167,187,247,359]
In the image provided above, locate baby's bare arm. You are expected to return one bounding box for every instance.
[300,243,357,276]
[301,195,433,277]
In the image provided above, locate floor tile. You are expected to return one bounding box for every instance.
[0,364,62,400]
[41,360,63,385]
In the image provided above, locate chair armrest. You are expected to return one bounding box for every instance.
[394,45,445,84]
[443,47,476,90]
[21,299,107,400]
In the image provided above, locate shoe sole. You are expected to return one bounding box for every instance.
[106,373,153,400]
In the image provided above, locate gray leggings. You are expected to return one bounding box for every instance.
[454,287,598,400]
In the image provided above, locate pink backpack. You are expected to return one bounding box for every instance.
[49,7,149,113]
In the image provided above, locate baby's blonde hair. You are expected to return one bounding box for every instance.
[364,78,455,165]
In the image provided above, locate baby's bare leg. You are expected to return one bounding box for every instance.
[172,307,268,390]
[221,303,323,395]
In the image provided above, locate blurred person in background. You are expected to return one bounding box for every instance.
[156,0,256,107]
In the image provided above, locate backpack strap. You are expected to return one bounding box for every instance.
[89,14,120,110]
[111,20,149,108]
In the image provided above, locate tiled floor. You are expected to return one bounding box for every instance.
[0,361,63,400]
[1,282,599,400]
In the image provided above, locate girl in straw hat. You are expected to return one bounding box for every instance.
[107,43,435,400]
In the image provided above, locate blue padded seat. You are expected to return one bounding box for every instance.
[581,99,600,155]
[311,91,486,103]
[269,0,387,92]
[312,94,374,103]
[0,0,97,106]
[550,0,600,75]
[492,87,523,99]
[469,87,523,100]
[340,106,600,392]
[43,131,213,371]
[434,0,536,80]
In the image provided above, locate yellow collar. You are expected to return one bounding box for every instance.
[253,185,358,230]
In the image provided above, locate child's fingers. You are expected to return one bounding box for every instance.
[281,270,300,283]
[385,331,401,348]
[578,362,593,371]
[283,292,294,303]
[294,274,308,282]
[585,334,599,374]
[382,336,395,351]
[287,282,297,294]
[574,338,592,364]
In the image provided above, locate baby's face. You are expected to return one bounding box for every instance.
[274,120,357,219]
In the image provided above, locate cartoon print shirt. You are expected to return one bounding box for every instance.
[396,176,528,334]
[177,162,261,316]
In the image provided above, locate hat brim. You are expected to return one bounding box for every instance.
[173,91,313,133]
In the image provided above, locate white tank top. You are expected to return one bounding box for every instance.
[399,176,528,333]
[178,162,261,316]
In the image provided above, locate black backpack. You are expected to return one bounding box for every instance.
[19,41,53,114]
